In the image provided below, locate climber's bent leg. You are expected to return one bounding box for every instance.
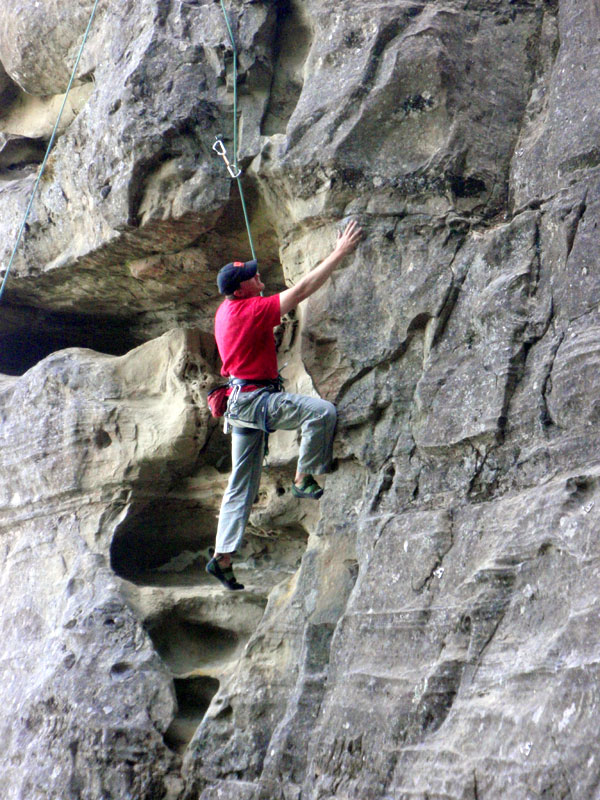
[267,392,337,475]
[214,425,265,555]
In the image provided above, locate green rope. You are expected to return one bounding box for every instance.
[0,0,102,303]
[219,0,257,262]
[236,175,256,261]
[219,0,238,165]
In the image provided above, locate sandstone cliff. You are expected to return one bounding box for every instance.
[0,1,599,799]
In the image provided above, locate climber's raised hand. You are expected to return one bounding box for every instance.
[279,219,363,315]
[334,220,363,257]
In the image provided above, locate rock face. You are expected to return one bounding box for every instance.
[1,0,600,798]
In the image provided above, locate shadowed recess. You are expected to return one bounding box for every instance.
[110,499,217,582]
[0,135,46,178]
[0,305,140,375]
[164,676,221,754]
[146,615,240,675]
[261,0,313,136]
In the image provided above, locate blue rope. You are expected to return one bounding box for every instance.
[219,0,257,262]
[0,0,102,303]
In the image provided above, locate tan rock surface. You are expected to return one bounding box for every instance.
[0,1,600,800]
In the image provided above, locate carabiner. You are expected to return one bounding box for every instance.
[213,137,242,179]
[212,138,227,156]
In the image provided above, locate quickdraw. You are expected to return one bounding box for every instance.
[215,1,257,262]
[212,137,241,179]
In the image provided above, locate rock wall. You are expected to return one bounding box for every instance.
[1,1,600,798]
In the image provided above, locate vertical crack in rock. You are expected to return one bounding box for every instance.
[466,441,501,501]
[261,0,314,137]
[473,769,480,800]
[370,512,399,553]
[564,190,588,261]
[506,0,560,194]
[344,15,409,106]
[494,229,546,437]
[467,214,553,477]
[369,461,396,512]
[428,227,470,351]
[328,7,431,162]
[254,621,336,800]
[465,553,519,684]
[540,326,564,429]
[412,507,456,593]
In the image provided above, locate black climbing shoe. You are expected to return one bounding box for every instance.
[206,557,245,591]
[291,475,324,499]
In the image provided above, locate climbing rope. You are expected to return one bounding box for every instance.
[0,0,102,303]
[213,0,257,262]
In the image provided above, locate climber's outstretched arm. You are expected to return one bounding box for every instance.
[279,220,362,316]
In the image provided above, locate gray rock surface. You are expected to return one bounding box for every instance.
[1,0,599,799]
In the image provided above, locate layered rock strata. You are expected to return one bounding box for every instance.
[1,1,600,799]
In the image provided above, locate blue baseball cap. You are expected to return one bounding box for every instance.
[217,260,258,295]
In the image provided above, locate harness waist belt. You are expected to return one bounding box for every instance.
[228,378,281,390]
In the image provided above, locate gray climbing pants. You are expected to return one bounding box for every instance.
[214,390,337,555]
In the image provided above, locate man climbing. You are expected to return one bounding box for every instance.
[206,220,363,590]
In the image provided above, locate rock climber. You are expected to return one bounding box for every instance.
[206,220,363,590]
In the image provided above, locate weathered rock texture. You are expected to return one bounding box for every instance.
[1,0,599,798]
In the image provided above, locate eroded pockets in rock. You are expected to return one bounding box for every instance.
[164,676,221,755]
[148,616,240,676]
[147,612,240,755]
[0,135,47,180]
[111,492,310,753]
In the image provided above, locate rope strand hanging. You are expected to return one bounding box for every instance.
[213,0,257,262]
[0,0,102,303]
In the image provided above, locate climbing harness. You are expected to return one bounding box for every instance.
[224,376,285,458]
[214,0,257,262]
[0,0,102,303]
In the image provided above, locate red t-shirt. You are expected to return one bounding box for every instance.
[214,294,281,379]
